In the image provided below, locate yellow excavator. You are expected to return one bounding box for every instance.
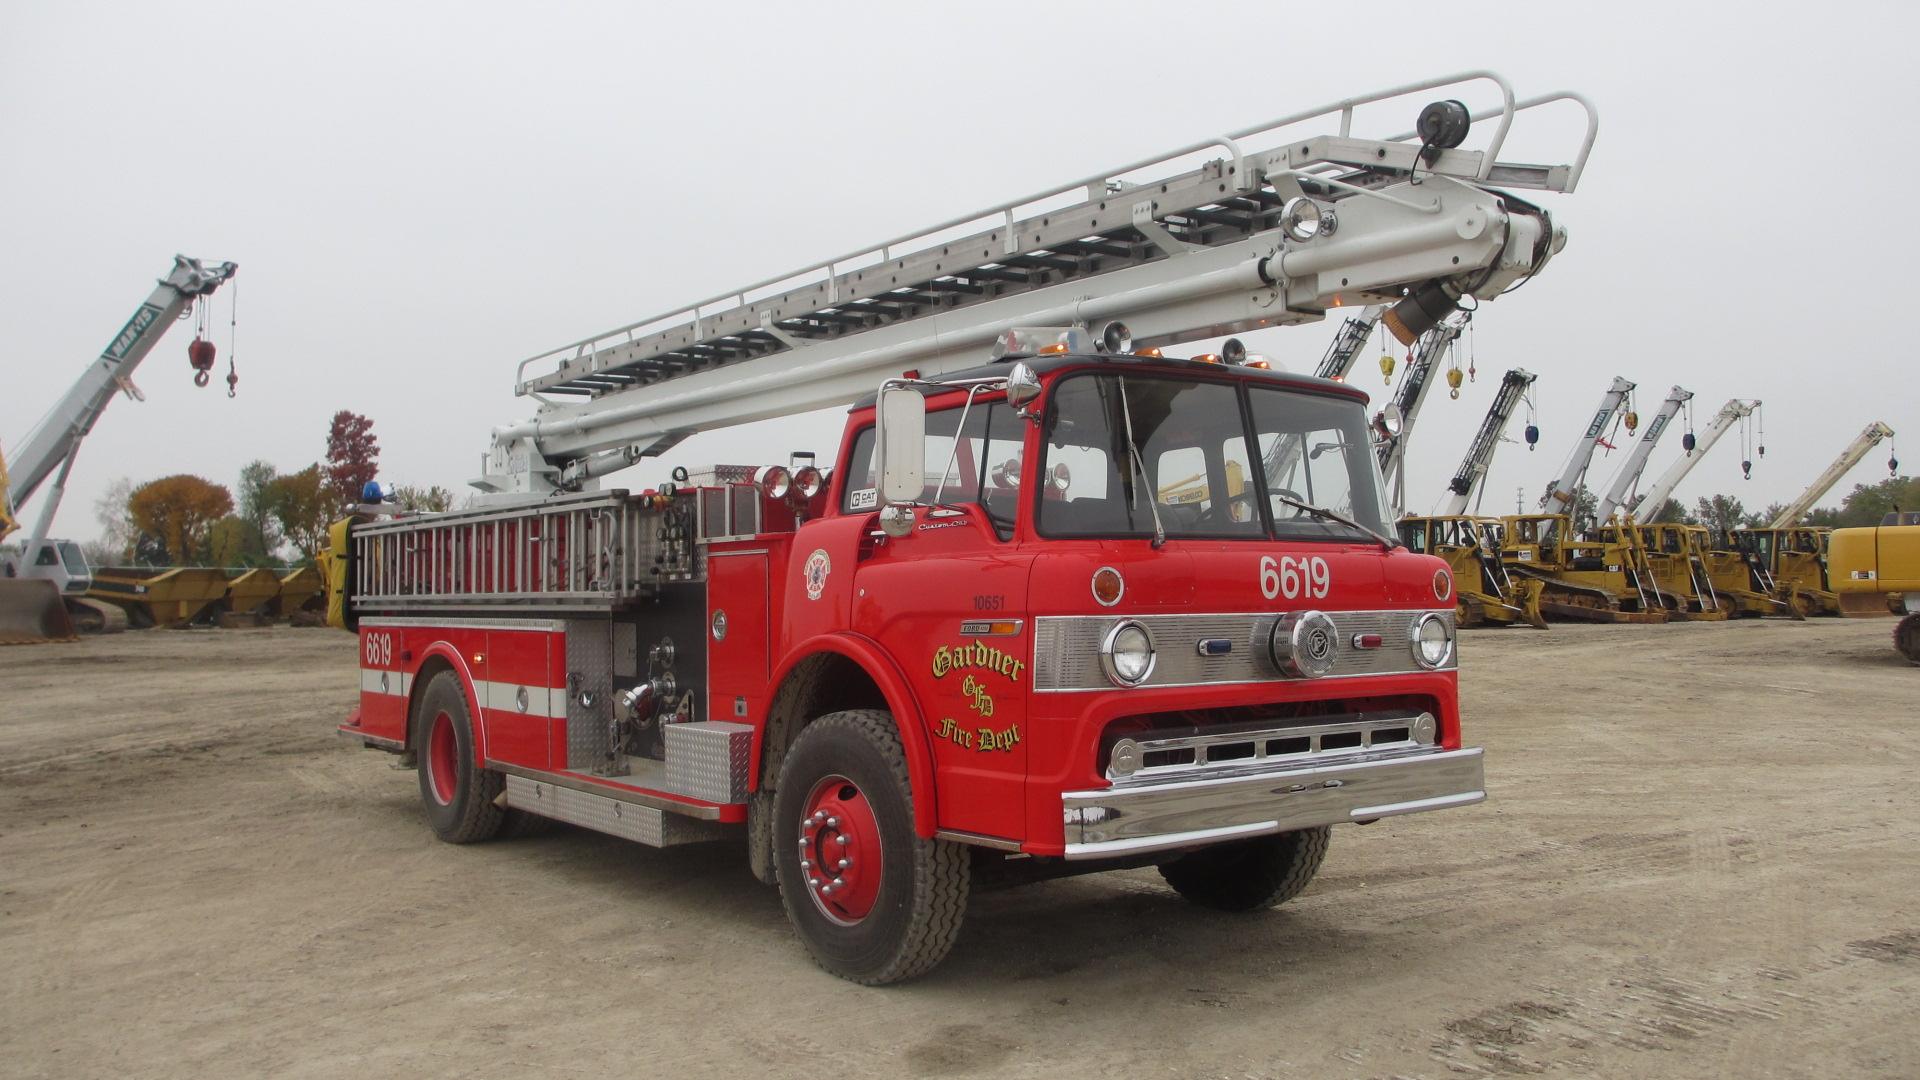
[1830,511,1920,663]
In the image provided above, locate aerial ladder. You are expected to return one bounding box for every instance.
[1398,367,1545,627]
[476,74,1593,499]
[1372,313,1469,516]
[1733,421,1897,617]
[1501,376,1665,622]
[0,255,239,643]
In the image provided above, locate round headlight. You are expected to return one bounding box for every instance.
[1269,610,1338,678]
[756,465,792,499]
[1100,621,1156,687]
[1410,612,1455,668]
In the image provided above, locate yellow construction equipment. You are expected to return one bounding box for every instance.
[1399,515,1546,627]
[1830,511,1920,663]
[1499,513,1666,623]
[87,566,231,628]
[270,565,326,620]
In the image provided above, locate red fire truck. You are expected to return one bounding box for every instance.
[330,74,1596,983]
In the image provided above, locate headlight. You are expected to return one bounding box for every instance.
[1099,621,1156,687]
[1410,612,1455,669]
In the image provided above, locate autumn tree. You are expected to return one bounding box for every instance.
[208,516,251,566]
[324,411,380,505]
[128,475,234,565]
[264,465,333,561]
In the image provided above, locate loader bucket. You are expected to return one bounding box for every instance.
[0,579,79,645]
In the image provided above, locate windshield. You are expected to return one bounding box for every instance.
[1037,372,1389,541]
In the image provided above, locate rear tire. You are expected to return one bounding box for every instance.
[1158,826,1330,912]
[773,710,968,985]
[413,671,505,844]
[1896,613,1920,665]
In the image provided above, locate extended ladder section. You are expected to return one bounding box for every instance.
[1628,399,1758,524]
[1313,307,1384,380]
[1441,367,1536,516]
[1768,421,1897,528]
[1594,385,1692,525]
[1375,315,1468,512]
[479,73,1597,498]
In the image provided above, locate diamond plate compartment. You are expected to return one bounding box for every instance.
[663,721,752,804]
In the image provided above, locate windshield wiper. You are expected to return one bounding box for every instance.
[1115,377,1166,549]
[1270,492,1399,552]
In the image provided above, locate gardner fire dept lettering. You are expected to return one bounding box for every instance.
[935,716,1021,753]
[930,641,1025,683]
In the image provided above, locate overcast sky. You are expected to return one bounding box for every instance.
[4,1,1915,545]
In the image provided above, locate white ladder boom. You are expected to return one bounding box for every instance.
[478,73,1598,498]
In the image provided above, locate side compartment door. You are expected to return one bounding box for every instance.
[483,627,554,770]
[708,549,771,727]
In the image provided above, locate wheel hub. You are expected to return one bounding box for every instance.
[426,710,457,805]
[797,775,880,924]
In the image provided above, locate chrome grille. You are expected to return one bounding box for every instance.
[1032,609,1453,692]
[1107,714,1432,784]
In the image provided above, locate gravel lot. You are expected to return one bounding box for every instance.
[1,619,1914,1079]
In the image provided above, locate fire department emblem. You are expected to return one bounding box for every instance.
[803,549,832,600]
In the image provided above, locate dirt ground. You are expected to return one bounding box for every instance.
[1,619,1914,1079]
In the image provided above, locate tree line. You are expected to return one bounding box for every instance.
[85,410,454,568]
[1643,475,1920,534]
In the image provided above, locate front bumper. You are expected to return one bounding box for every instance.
[1059,746,1484,859]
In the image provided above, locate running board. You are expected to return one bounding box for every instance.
[502,774,736,848]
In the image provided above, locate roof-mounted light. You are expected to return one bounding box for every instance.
[990,327,1090,359]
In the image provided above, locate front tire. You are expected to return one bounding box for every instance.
[773,710,968,984]
[413,671,505,844]
[1158,826,1330,912]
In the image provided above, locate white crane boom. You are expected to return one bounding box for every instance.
[1373,315,1468,515]
[1542,376,1635,517]
[1594,385,1691,525]
[1440,367,1536,516]
[6,255,238,560]
[473,73,1599,499]
[1627,398,1757,523]
[1768,421,1897,528]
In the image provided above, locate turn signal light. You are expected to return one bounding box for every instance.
[1091,566,1125,606]
[1133,347,1163,358]
[1192,353,1223,365]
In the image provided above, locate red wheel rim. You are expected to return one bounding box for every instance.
[426,710,458,805]
[797,775,881,924]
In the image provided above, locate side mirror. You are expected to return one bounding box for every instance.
[876,387,926,505]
